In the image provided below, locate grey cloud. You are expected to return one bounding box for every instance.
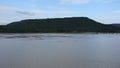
[16,11,35,16]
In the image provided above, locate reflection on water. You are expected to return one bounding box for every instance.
[0,34,70,40]
[0,33,120,68]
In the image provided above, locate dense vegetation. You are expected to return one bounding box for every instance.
[110,24,120,27]
[1,17,120,33]
[0,25,6,32]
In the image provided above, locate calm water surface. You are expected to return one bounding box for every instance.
[0,33,120,68]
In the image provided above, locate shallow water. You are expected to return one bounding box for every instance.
[0,33,120,68]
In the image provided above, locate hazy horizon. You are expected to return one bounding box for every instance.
[0,0,120,25]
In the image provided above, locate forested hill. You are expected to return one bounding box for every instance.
[1,17,120,33]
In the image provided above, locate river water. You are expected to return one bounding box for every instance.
[0,33,120,68]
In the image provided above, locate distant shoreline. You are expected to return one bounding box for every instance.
[0,32,119,34]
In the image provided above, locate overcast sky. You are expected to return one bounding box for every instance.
[0,0,120,25]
